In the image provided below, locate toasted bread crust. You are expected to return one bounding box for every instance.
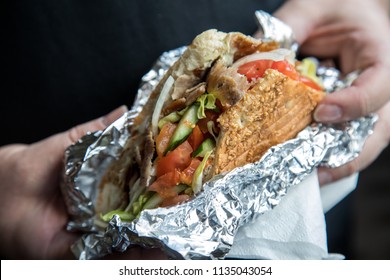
[213,69,325,175]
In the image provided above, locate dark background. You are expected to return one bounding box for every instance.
[2,0,283,144]
[328,147,390,259]
[2,0,389,259]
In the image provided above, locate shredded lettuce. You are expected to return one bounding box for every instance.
[192,151,212,194]
[101,191,154,222]
[197,93,217,119]
[298,58,323,88]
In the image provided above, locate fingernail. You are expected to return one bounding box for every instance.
[314,104,342,122]
[318,170,333,185]
[103,105,128,126]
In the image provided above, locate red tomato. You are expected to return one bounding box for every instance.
[299,76,322,90]
[271,60,300,80]
[197,109,220,134]
[156,141,193,177]
[156,122,177,157]
[215,99,223,112]
[148,170,181,198]
[237,59,273,81]
[160,194,190,207]
[238,59,322,90]
[180,158,201,185]
[238,59,300,81]
[187,125,204,151]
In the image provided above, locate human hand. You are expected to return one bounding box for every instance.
[0,105,166,259]
[272,0,390,185]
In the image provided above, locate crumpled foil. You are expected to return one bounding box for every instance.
[62,11,377,259]
[255,10,298,51]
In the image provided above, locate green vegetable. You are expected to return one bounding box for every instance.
[100,210,135,222]
[298,58,323,88]
[133,185,188,216]
[192,138,215,157]
[158,111,181,129]
[131,192,154,215]
[165,103,199,154]
[197,93,217,119]
[158,107,187,129]
[142,193,164,210]
[192,151,212,194]
[207,121,218,141]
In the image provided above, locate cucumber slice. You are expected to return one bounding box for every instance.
[142,193,164,210]
[142,185,188,210]
[192,138,215,157]
[100,210,135,222]
[158,111,182,129]
[164,103,199,155]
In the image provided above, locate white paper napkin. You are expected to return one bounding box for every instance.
[228,169,358,260]
[320,173,358,213]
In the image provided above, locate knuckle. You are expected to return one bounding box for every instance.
[352,86,371,117]
[333,159,360,182]
[345,159,360,177]
[360,93,371,116]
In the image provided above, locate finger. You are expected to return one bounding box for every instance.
[298,24,354,59]
[272,1,324,44]
[32,105,128,164]
[318,101,390,185]
[314,64,390,123]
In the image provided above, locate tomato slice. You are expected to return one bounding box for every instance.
[156,122,177,157]
[180,158,201,185]
[238,59,321,90]
[148,170,181,198]
[187,125,204,151]
[299,76,322,91]
[237,59,273,81]
[197,109,220,134]
[238,59,299,81]
[156,141,193,177]
[271,60,299,80]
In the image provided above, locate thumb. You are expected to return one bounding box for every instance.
[36,105,128,159]
[25,105,128,180]
[272,0,324,44]
[63,105,128,147]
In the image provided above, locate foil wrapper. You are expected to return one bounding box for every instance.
[255,10,298,51]
[62,11,377,259]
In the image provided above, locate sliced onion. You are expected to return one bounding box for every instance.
[231,48,295,69]
[152,75,175,137]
